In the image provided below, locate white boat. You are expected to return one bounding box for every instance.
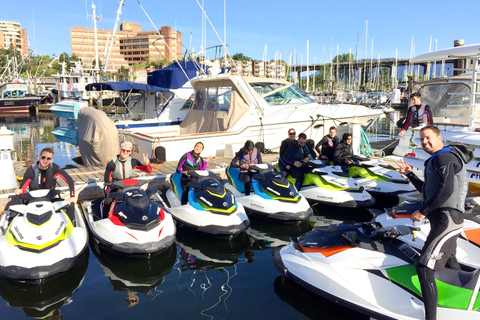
[0,82,41,113]
[392,43,480,190]
[119,67,385,162]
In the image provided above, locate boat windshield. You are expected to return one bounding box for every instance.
[249,82,315,105]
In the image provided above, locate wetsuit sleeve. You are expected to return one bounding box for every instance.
[420,153,461,216]
[425,105,434,126]
[199,157,208,170]
[279,140,288,158]
[406,172,424,192]
[176,154,188,174]
[402,107,412,131]
[230,151,242,168]
[104,160,115,183]
[18,167,35,193]
[333,143,346,163]
[53,164,75,197]
[315,136,326,155]
[282,144,296,165]
[132,158,152,173]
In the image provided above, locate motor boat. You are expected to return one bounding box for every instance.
[164,170,249,239]
[80,179,176,258]
[0,189,88,282]
[347,154,416,206]
[224,164,313,223]
[275,222,480,320]
[286,160,375,209]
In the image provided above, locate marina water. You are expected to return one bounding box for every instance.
[0,112,400,320]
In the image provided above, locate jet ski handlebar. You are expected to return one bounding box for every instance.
[18,189,62,203]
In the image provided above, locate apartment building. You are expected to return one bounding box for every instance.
[218,58,286,79]
[0,21,28,56]
[71,22,182,70]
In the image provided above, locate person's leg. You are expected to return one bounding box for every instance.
[180,175,189,205]
[289,167,305,191]
[417,264,437,320]
[239,173,251,195]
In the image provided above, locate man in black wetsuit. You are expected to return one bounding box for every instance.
[397,125,473,320]
[15,147,75,201]
[278,128,296,172]
[282,133,316,191]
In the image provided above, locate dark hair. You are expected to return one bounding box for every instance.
[194,141,204,149]
[40,147,54,156]
[342,132,352,142]
[410,92,421,99]
[329,126,337,131]
[244,140,255,151]
[420,125,441,136]
[298,133,307,140]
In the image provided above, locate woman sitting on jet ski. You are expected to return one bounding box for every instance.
[230,140,263,196]
[176,142,213,205]
[333,132,353,171]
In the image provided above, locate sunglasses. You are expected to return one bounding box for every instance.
[121,149,132,153]
[41,156,52,161]
[289,132,296,135]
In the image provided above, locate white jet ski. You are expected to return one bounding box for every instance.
[165,170,250,239]
[373,199,480,268]
[81,179,176,258]
[0,189,88,282]
[286,160,375,209]
[275,222,480,320]
[348,154,416,206]
[225,164,313,223]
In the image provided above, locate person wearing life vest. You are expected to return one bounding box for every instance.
[334,132,354,171]
[282,133,316,191]
[230,140,263,196]
[315,126,338,162]
[176,142,213,205]
[104,142,152,184]
[398,92,434,136]
[15,147,75,202]
[397,125,473,320]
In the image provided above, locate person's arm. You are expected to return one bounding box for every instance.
[419,153,460,216]
[279,140,288,158]
[315,137,326,155]
[230,151,242,168]
[104,160,115,184]
[15,168,34,194]
[399,107,412,136]
[132,158,152,174]
[176,154,188,174]
[53,164,75,197]
[333,143,345,163]
[425,105,434,126]
[405,172,424,192]
[257,152,263,164]
[282,144,296,165]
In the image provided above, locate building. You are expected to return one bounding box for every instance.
[71,22,182,70]
[0,21,28,56]
[218,58,286,80]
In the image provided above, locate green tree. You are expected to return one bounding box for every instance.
[332,53,354,63]
[232,53,252,61]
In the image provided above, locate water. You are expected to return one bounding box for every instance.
[0,112,399,320]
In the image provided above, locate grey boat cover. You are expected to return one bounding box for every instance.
[78,107,119,167]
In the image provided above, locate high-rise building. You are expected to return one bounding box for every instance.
[71,22,182,70]
[0,21,28,56]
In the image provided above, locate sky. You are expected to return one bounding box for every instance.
[1,0,479,66]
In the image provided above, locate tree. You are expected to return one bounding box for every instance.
[332,53,354,63]
[232,53,252,61]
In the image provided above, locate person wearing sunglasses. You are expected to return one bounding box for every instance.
[104,141,152,184]
[278,128,296,172]
[282,133,316,191]
[176,141,213,205]
[14,147,75,202]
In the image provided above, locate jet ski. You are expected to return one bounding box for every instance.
[275,222,480,320]
[224,164,313,223]
[0,189,88,282]
[0,250,88,318]
[81,179,176,258]
[373,199,480,268]
[285,160,375,208]
[347,154,416,206]
[164,170,250,239]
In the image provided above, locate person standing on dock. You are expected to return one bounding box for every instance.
[282,133,316,191]
[176,142,213,205]
[315,126,338,162]
[14,147,75,202]
[230,140,263,196]
[398,92,434,136]
[104,142,152,184]
[397,125,473,320]
[278,128,296,172]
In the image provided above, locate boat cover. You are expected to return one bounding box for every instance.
[179,78,250,134]
[78,107,119,167]
[147,61,201,89]
[85,81,170,93]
